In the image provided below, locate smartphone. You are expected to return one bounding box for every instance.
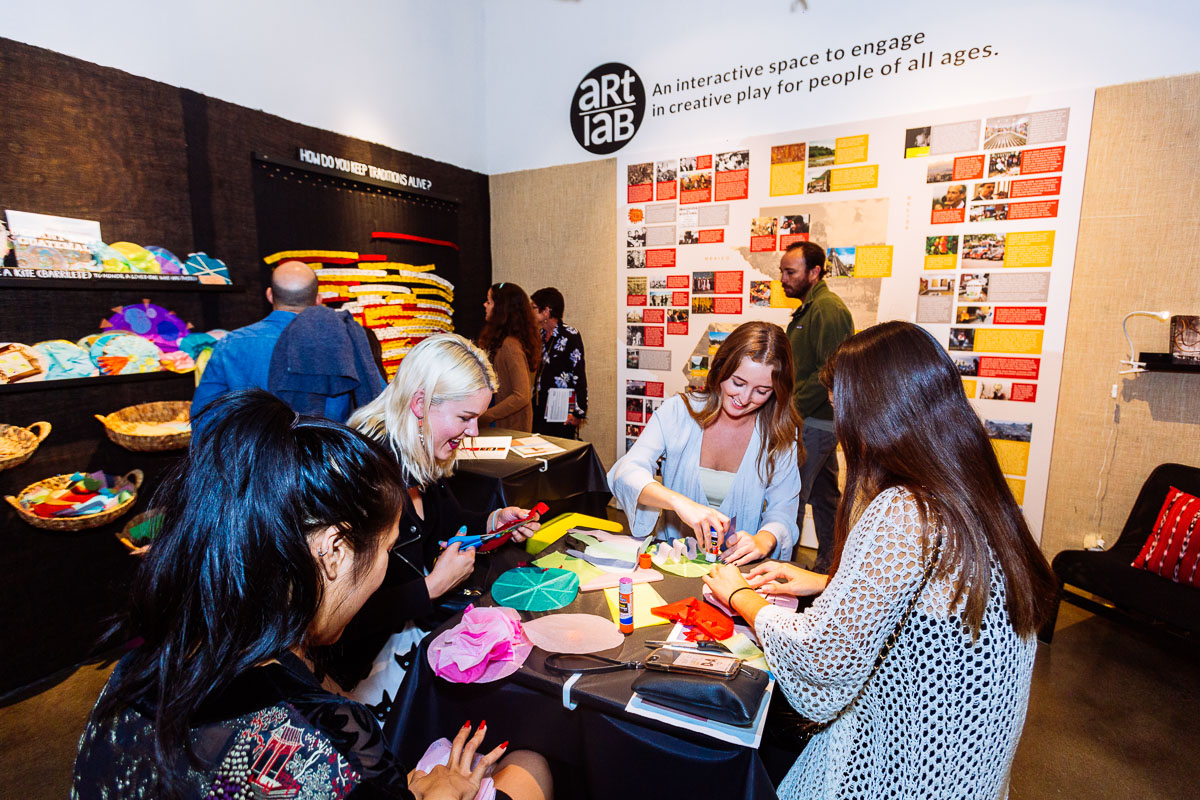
[644,648,742,679]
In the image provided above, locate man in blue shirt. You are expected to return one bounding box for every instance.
[192,260,340,417]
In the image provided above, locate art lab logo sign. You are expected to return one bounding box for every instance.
[570,63,646,155]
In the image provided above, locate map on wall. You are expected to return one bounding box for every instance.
[616,90,1095,541]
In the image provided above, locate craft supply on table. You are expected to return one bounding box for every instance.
[490,566,580,611]
[427,605,531,683]
[603,582,669,629]
[707,525,719,562]
[465,501,549,551]
[567,529,645,572]
[578,567,663,592]
[618,577,635,634]
[524,513,623,555]
[523,613,625,654]
[650,597,735,642]
[454,435,512,460]
[510,435,566,458]
[649,539,718,578]
[531,551,605,585]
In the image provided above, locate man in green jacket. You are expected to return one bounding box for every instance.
[781,241,854,572]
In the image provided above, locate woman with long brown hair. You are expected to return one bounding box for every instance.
[477,282,542,431]
[608,321,802,564]
[704,321,1057,799]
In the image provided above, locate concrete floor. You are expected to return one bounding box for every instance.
[3,596,1197,798]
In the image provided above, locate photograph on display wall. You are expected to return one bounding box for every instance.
[627,250,645,269]
[962,234,1005,266]
[983,115,1031,149]
[626,227,646,247]
[972,181,1010,202]
[969,204,1009,223]
[926,235,959,255]
[949,327,976,351]
[926,159,954,183]
[655,161,677,183]
[959,273,990,301]
[904,125,932,157]
[826,247,856,277]
[989,150,1022,177]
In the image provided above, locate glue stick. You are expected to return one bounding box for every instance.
[706,526,719,562]
[618,576,634,634]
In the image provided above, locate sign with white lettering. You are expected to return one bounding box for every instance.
[571,63,646,155]
[296,148,433,192]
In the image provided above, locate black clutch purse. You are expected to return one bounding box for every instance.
[631,665,769,726]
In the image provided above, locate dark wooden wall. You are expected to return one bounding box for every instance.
[0,38,491,694]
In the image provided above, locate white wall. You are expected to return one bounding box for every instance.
[1,0,490,172]
[483,0,1200,173]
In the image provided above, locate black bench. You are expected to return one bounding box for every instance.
[1042,463,1200,643]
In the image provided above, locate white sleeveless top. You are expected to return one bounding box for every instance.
[698,466,736,509]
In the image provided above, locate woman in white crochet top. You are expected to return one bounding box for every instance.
[705,321,1057,800]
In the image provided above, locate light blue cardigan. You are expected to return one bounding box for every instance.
[608,394,801,558]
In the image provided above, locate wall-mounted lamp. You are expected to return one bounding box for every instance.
[1119,310,1171,374]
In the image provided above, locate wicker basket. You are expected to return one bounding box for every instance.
[117,508,162,554]
[95,401,191,452]
[0,421,50,471]
[5,469,143,531]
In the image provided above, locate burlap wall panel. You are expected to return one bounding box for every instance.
[1042,73,1200,558]
[489,161,618,468]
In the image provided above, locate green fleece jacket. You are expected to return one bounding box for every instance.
[785,280,854,421]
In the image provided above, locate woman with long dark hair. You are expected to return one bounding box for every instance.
[704,321,1057,799]
[477,282,542,431]
[74,391,551,800]
[608,321,802,564]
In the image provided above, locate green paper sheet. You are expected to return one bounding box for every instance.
[533,551,605,585]
[491,567,580,612]
[655,556,717,578]
[603,583,670,629]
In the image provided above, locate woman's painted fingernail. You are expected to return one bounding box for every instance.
[480,719,487,729]
[462,720,471,729]
[500,741,509,749]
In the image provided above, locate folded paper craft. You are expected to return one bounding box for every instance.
[427,605,530,684]
[650,539,717,578]
[701,584,799,617]
[651,597,735,641]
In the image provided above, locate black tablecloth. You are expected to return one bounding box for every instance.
[384,534,780,800]
[447,429,610,520]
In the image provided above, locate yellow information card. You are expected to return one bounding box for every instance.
[834,134,869,164]
[853,245,893,277]
[830,164,879,191]
[1004,231,1055,269]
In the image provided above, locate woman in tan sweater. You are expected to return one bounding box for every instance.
[478,282,542,431]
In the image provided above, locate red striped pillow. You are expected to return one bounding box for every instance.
[1132,486,1200,587]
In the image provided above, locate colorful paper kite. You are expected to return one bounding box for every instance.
[109,242,161,274]
[145,245,185,274]
[102,302,190,352]
[490,566,580,612]
[32,340,97,379]
[523,614,625,655]
[88,332,163,375]
[184,252,231,284]
[427,605,530,683]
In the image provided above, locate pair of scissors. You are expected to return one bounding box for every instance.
[439,501,549,552]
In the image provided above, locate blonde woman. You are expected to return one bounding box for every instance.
[323,334,542,707]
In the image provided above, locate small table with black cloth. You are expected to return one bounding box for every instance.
[384,536,782,800]
[447,429,610,520]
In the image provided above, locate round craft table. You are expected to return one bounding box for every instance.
[385,528,808,800]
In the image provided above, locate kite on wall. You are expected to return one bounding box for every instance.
[264,239,457,379]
